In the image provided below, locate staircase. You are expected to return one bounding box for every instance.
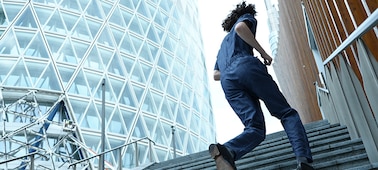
[144,120,377,170]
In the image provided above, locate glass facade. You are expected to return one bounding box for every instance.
[0,0,215,169]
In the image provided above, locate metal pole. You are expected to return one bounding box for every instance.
[135,142,138,167]
[171,126,176,159]
[30,154,34,170]
[118,148,122,170]
[99,78,105,170]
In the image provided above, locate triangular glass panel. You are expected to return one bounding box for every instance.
[140,62,152,81]
[83,101,101,130]
[97,27,114,47]
[139,42,154,62]
[154,120,167,145]
[109,7,125,27]
[130,61,145,83]
[44,10,66,34]
[72,17,91,39]
[147,24,160,43]
[138,16,150,37]
[68,70,90,97]
[36,63,62,91]
[86,18,101,38]
[163,35,175,52]
[45,35,65,57]
[160,97,172,120]
[151,91,163,111]
[120,108,136,131]
[119,0,135,10]
[166,78,177,97]
[131,84,145,106]
[61,11,80,32]
[108,77,124,101]
[60,0,82,12]
[144,116,156,137]
[4,59,31,87]
[168,20,179,36]
[0,58,17,82]
[167,98,177,119]
[72,40,90,63]
[141,90,156,113]
[56,64,75,90]
[69,98,90,125]
[24,60,48,86]
[132,116,147,138]
[160,0,172,13]
[176,106,187,126]
[78,0,90,14]
[150,70,163,90]
[181,85,192,105]
[34,6,54,26]
[84,45,103,70]
[161,121,172,143]
[122,55,135,74]
[137,0,151,18]
[120,32,136,55]
[24,32,50,58]
[174,127,184,151]
[57,39,78,64]
[155,10,168,27]
[15,30,34,53]
[82,69,102,96]
[129,15,143,35]
[157,52,169,70]
[3,3,23,24]
[85,0,103,19]
[15,7,37,28]
[98,47,114,68]
[187,135,195,153]
[110,27,124,46]
[99,1,112,18]
[120,82,137,108]
[108,108,126,134]
[158,70,169,90]
[0,30,19,55]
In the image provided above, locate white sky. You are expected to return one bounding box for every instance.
[198,0,283,143]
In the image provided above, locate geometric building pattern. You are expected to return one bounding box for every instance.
[0,0,216,169]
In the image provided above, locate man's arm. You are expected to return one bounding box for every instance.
[214,70,220,81]
[235,21,272,65]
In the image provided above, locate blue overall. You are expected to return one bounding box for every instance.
[214,14,313,162]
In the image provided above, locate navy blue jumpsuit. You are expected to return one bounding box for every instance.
[214,13,313,162]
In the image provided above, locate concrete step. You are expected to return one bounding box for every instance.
[143,120,371,170]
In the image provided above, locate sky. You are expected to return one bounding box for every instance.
[197,0,283,143]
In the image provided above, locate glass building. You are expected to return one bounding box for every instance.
[0,0,216,169]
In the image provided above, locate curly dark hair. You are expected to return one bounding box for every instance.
[222,1,257,32]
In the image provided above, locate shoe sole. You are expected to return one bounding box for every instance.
[209,144,220,159]
[209,144,235,170]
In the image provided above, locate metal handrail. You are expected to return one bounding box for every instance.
[323,9,378,65]
[68,137,155,168]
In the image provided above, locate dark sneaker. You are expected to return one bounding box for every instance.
[209,143,236,170]
[296,162,315,170]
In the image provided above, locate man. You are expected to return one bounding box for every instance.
[208,1,314,170]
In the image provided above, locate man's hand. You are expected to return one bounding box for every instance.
[214,70,221,81]
[261,53,272,66]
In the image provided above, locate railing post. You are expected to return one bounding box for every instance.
[99,78,105,170]
[149,139,152,162]
[30,154,34,170]
[118,148,122,170]
[171,126,176,159]
[135,142,138,167]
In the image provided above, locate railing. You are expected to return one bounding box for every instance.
[315,9,378,164]
[69,137,155,170]
[0,152,48,170]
